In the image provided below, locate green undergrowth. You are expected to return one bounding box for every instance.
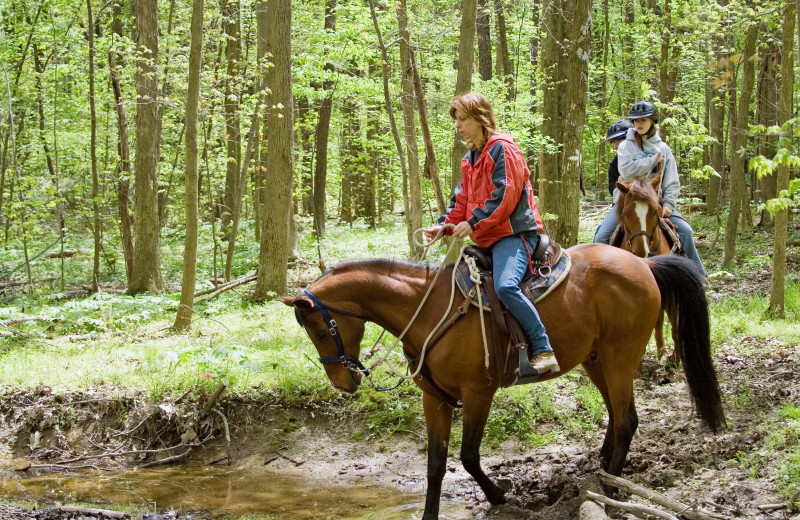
[1,210,798,447]
[772,404,800,500]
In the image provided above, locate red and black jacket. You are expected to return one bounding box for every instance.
[439,132,543,249]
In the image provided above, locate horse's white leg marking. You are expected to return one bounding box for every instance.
[634,201,650,256]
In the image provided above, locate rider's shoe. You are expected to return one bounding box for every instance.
[531,351,560,374]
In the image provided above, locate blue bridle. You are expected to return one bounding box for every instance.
[295,289,371,376]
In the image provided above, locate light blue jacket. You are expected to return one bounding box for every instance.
[615,128,680,215]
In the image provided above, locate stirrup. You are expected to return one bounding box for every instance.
[516,343,539,384]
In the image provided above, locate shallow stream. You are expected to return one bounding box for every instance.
[0,465,476,519]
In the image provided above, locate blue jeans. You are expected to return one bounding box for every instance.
[593,206,707,276]
[491,234,553,355]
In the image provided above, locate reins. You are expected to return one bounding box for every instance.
[304,224,494,391]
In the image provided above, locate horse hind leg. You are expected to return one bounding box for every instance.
[655,310,667,362]
[460,392,507,505]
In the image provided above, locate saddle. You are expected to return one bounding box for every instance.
[610,217,684,255]
[454,236,571,388]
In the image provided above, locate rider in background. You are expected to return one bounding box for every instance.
[605,120,632,196]
[593,101,707,276]
[425,92,560,375]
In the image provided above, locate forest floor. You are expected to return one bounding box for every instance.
[1,273,800,520]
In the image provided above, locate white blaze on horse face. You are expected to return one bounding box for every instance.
[634,200,650,256]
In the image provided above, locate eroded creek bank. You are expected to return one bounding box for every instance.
[1,346,799,519]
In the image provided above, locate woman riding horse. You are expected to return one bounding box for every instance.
[281,249,724,519]
[425,92,558,375]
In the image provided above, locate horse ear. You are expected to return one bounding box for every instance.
[279,295,313,310]
[616,179,630,194]
[650,172,662,190]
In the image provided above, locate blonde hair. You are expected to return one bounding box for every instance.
[450,92,497,150]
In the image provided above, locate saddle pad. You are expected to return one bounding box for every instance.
[455,249,572,311]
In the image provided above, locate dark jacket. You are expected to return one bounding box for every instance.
[608,155,620,196]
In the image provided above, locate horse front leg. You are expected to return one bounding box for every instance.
[422,391,454,520]
[461,391,506,505]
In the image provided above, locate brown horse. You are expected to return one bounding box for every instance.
[615,172,672,258]
[280,245,724,520]
[615,172,679,361]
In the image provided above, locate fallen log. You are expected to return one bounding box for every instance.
[598,469,734,520]
[58,506,127,519]
[587,490,678,520]
[196,274,256,301]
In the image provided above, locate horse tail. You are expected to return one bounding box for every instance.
[646,255,726,432]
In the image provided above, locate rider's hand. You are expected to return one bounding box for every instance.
[452,221,473,239]
[654,152,664,165]
[662,206,673,218]
[425,225,443,242]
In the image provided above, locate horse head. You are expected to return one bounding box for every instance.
[280,289,368,394]
[616,172,665,257]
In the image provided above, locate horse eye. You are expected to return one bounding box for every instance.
[316,330,327,341]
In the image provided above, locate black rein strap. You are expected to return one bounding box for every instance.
[298,289,371,376]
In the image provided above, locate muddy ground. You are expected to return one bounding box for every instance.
[1,273,799,520]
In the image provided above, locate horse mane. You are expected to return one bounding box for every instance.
[309,258,445,293]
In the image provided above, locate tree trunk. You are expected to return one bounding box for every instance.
[87,0,100,292]
[598,0,609,200]
[173,0,204,331]
[109,1,134,283]
[623,0,635,108]
[33,47,66,290]
[397,0,423,258]
[706,18,729,216]
[254,0,268,243]
[221,0,242,278]
[369,0,410,224]
[312,0,336,237]
[340,101,355,224]
[477,0,492,81]
[253,0,293,299]
[494,0,513,99]
[128,0,164,295]
[722,23,758,267]
[769,0,794,315]
[756,42,779,227]
[539,0,591,246]
[527,0,540,177]
[450,0,478,190]
[411,50,446,215]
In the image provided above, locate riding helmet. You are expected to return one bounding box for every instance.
[627,100,658,124]
[606,120,633,141]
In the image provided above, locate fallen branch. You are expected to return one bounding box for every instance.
[58,506,127,519]
[212,408,231,465]
[196,274,256,301]
[275,450,305,466]
[27,443,202,469]
[136,448,194,469]
[587,490,678,520]
[598,469,734,520]
[202,382,227,416]
[1,315,48,326]
[0,277,56,290]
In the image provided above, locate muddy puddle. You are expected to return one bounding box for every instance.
[0,465,474,519]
